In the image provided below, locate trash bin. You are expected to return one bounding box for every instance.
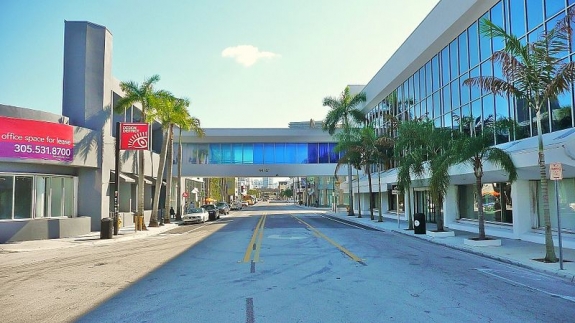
[100,218,113,239]
[413,213,426,234]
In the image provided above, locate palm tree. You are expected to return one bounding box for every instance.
[115,75,161,229]
[147,92,186,227]
[322,86,367,216]
[463,12,575,262]
[334,137,363,217]
[175,110,203,221]
[451,117,517,240]
[395,119,454,232]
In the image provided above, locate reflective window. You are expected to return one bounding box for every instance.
[451,80,460,110]
[480,14,492,61]
[460,73,470,105]
[527,0,544,30]
[441,46,450,85]
[275,143,286,164]
[432,55,440,91]
[545,0,565,18]
[232,144,242,164]
[254,143,264,164]
[551,87,573,131]
[458,182,513,223]
[221,143,232,164]
[491,2,505,51]
[450,40,459,78]
[285,143,297,163]
[0,175,14,219]
[243,144,254,164]
[425,61,433,95]
[264,143,274,164]
[468,22,480,68]
[329,143,339,163]
[319,143,330,163]
[209,144,221,164]
[443,84,452,113]
[14,176,33,219]
[307,143,318,164]
[510,0,527,36]
[470,67,481,100]
[296,143,308,164]
[458,31,469,73]
[433,92,441,119]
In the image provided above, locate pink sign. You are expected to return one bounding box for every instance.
[120,123,149,150]
[0,116,74,162]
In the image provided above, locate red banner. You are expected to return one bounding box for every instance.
[120,122,149,150]
[0,116,74,162]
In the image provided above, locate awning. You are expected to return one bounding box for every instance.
[110,171,135,183]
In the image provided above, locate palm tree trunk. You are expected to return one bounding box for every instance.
[377,165,383,222]
[347,164,354,216]
[176,128,183,221]
[407,187,413,230]
[476,175,486,240]
[138,150,148,229]
[536,108,558,262]
[164,125,174,224]
[150,129,169,227]
[356,168,362,218]
[435,195,444,231]
[367,164,374,220]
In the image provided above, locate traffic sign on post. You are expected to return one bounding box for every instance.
[550,163,563,181]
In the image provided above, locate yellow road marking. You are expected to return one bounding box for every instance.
[242,214,266,263]
[292,215,363,263]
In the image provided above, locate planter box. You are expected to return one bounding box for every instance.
[464,238,501,247]
[426,230,455,238]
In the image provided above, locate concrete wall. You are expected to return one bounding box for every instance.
[0,216,91,243]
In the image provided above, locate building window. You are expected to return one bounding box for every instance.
[458,182,513,224]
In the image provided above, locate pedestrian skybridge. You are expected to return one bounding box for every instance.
[177,127,344,177]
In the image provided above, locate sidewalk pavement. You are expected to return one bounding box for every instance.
[319,207,575,282]
[2,208,574,282]
[0,221,181,253]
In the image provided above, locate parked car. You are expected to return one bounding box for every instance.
[230,201,243,210]
[182,207,209,224]
[216,202,230,215]
[200,204,219,220]
[241,201,249,208]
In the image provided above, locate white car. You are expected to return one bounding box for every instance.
[182,207,209,224]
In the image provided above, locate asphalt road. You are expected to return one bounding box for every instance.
[2,202,575,323]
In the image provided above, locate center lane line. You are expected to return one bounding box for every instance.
[291,214,366,264]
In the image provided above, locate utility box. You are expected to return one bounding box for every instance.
[413,213,426,234]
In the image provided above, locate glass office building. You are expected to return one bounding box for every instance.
[355,0,575,242]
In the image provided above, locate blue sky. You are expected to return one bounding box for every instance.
[0,0,439,128]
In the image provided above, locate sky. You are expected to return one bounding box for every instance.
[0,0,439,128]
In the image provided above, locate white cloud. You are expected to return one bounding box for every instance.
[221,45,280,67]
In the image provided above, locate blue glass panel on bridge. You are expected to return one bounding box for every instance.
[222,143,232,164]
[264,143,274,164]
[254,143,264,164]
[329,143,339,163]
[232,143,242,164]
[285,143,296,163]
[307,143,318,164]
[275,143,286,164]
[209,144,221,164]
[319,143,329,163]
[242,144,253,164]
[296,143,307,164]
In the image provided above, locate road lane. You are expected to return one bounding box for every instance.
[68,204,575,322]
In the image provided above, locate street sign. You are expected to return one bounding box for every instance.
[392,189,399,195]
[182,191,189,198]
[550,163,563,181]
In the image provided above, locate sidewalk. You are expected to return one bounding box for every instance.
[0,221,181,252]
[319,207,575,281]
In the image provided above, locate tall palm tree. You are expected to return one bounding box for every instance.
[334,139,363,217]
[450,118,517,240]
[463,12,575,262]
[175,110,203,221]
[147,92,187,227]
[115,75,161,229]
[322,86,367,216]
[395,119,453,232]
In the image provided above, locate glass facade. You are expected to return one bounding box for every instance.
[0,174,75,220]
[182,143,341,165]
[458,182,513,224]
[366,0,575,144]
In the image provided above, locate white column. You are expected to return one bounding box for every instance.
[512,180,532,238]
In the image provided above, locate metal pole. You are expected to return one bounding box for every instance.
[555,180,564,270]
[396,192,400,228]
[114,122,120,235]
